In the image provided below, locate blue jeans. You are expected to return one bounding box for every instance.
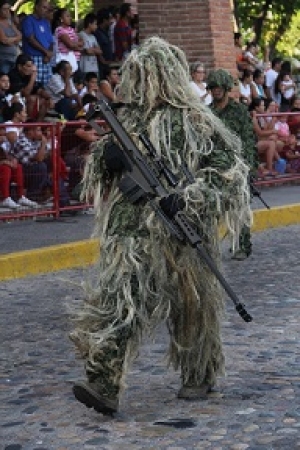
[0,60,15,74]
[23,161,49,200]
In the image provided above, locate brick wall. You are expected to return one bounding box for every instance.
[138,0,236,75]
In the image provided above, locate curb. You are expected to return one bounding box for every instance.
[1,204,300,281]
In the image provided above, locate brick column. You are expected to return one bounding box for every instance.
[138,0,236,75]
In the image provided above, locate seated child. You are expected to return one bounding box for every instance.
[81,72,100,99]
[274,114,290,145]
[75,93,98,119]
[73,70,85,98]
[283,134,300,173]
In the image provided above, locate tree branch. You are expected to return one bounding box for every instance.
[253,0,273,42]
[11,0,31,12]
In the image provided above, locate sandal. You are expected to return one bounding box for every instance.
[261,170,278,178]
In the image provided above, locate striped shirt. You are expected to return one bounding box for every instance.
[55,26,81,61]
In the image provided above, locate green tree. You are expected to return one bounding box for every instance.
[277,11,300,59]
[233,0,300,57]
[12,0,93,21]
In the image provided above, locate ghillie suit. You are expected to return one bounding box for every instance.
[207,68,257,260]
[70,37,252,414]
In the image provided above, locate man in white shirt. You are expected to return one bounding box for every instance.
[265,57,282,104]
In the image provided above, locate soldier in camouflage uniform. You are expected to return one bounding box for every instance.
[207,69,257,260]
[70,38,252,416]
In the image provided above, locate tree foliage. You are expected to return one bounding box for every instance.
[233,0,300,57]
[12,0,93,20]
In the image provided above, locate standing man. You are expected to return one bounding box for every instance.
[21,0,53,86]
[207,68,257,260]
[70,37,252,416]
[114,2,133,61]
[79,13,102,78]
[108,6,119,60]
[95,8,114,77]
[265,57,282,104]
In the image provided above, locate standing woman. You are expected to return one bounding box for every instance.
[52,8,83,73]
[190,61,212,105]
[99,66,120,102]
[274,69,296,112]
[250,69,266,100]
[248,97,280,176]
[0,1,21,74]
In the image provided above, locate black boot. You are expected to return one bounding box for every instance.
[73,380,119,416]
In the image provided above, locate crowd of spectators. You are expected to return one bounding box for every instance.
[0,0,134,209]
[1,1,300,211]
[236,40,300,177]
[191,33,300,179]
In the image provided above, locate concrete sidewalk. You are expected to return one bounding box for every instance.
[0,185,299,280]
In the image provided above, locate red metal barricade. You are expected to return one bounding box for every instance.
[0,120,105,221]
[1,110,300,222]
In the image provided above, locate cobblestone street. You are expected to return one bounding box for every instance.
[1,226,300,450]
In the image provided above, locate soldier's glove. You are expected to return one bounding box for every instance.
[103,141,132,174]
[159,193,185,219]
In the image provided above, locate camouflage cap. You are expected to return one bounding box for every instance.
[206,68,234,90]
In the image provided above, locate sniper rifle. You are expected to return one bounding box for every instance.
[86,97,252,322]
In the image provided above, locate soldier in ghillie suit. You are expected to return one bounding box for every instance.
[70,37,252,416]
[207,68,257,260]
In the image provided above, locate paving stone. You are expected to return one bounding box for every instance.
[1,225,300,449]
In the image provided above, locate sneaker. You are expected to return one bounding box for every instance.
[177,383,213,400]
[2,196,21,209]
[18,196,38,208]
[73,381,118,416]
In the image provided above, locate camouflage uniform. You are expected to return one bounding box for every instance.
[71,40,251,415]
[72,106,227,405]
[208,69,257,257]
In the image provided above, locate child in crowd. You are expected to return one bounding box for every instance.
[81,72,100,99]
[0,126,38,209]
[78,13,101,77]
[283,134,300,173]
[281,72,296,104]
[274,114,290,144]
[0,73,24,122]
[13,122,50,202]
[73,71,86,98]
[243,41,260,71]
[76,93,98,119]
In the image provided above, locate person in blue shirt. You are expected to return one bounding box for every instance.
[21,0,53,86]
